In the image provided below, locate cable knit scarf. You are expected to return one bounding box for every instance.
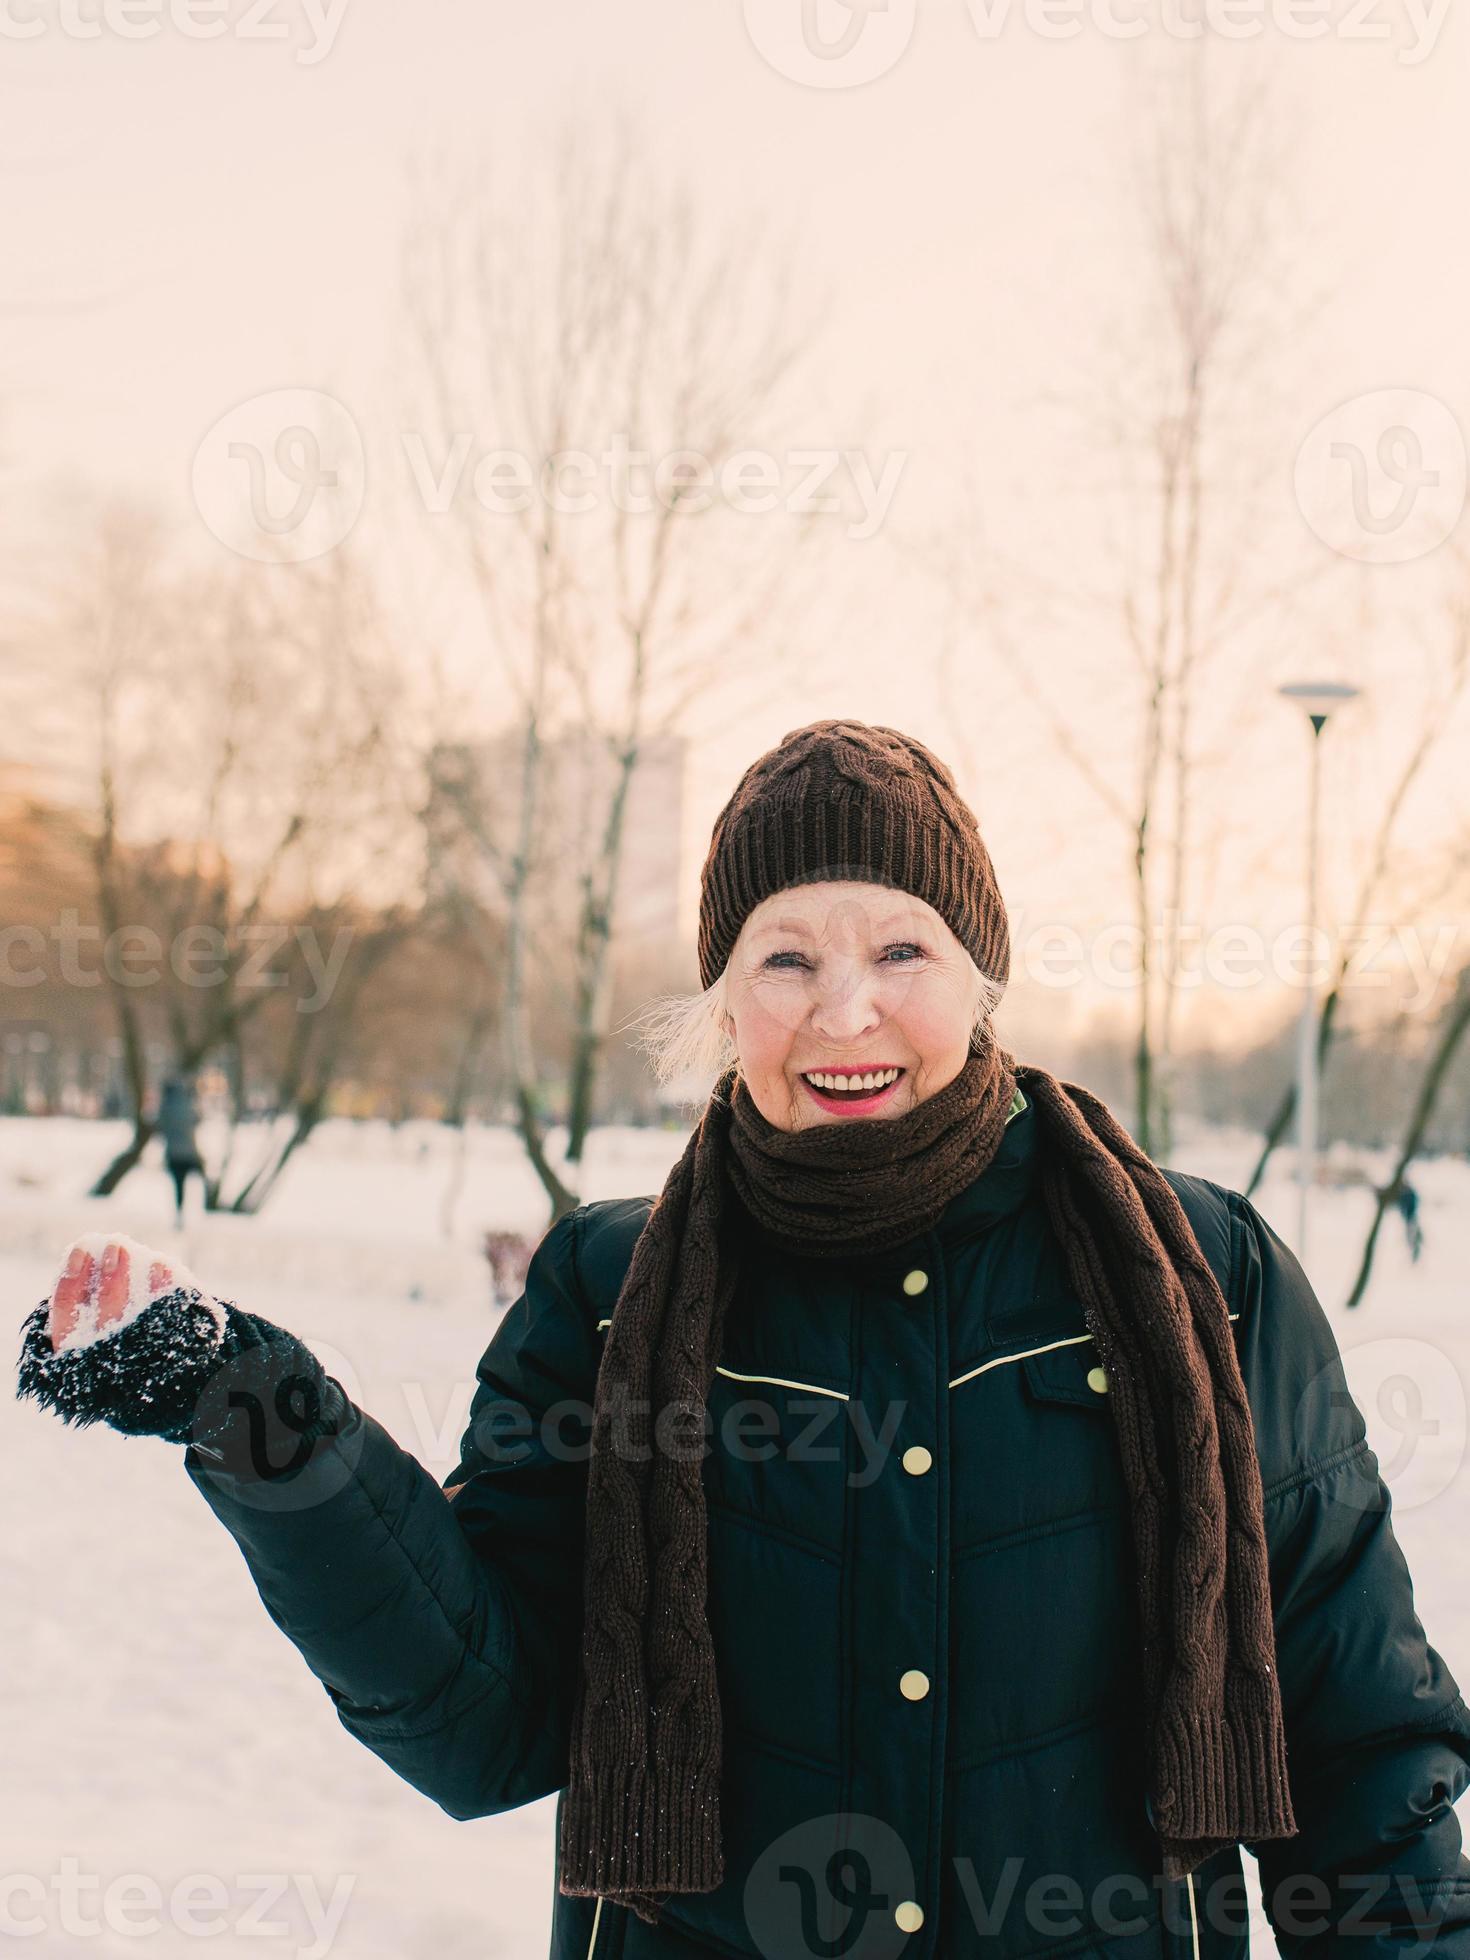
[557,1030,1298,1923]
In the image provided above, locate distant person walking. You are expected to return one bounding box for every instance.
[1395,1176,1425,1263]
[157,1076,204,1227]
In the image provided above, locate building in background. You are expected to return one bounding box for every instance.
[425,725,687,953]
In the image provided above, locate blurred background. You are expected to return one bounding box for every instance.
[2,3,1469,1953]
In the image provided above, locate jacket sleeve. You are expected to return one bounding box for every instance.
[1227,1189,1470,1955]
[182,1207,597,1823]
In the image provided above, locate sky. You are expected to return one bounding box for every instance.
[4,0,1469,1046]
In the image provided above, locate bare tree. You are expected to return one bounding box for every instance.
[927,56,1327,1158]
[208,902,412,1215]
[27,503,184,1187]
[398,122,821,1223]
[28,498,413,1199]
[1089,60,1330,1157]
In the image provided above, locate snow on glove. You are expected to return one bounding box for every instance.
[16,1234,350,1477]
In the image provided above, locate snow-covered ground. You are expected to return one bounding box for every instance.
[3,1115,1466,1957]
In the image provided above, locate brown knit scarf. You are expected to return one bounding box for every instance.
[557,1028,1298,1924]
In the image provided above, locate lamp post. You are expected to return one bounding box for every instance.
[1276,680,1361,1273]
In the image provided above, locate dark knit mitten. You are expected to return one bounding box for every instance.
[16,1286,351,1478]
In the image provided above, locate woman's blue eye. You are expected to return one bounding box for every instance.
[763,942,925,970]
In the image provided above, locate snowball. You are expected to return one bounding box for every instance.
[48,1231,226,1354]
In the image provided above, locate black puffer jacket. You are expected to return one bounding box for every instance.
[63,1096,1470,1958]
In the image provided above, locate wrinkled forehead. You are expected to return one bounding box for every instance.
[740,881,949,944]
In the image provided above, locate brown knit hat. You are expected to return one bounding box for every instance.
[696,718,1012,994]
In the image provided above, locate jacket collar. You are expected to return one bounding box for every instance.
[735,1083,1039,1277]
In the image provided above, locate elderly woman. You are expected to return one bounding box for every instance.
[18,720,1470,1960]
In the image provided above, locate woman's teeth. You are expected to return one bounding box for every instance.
[802,1067,903,1094]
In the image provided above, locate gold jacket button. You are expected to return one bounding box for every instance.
[901,1446,933,1476]
[901,1269,929,1297]
[1087,1365,1109,1394]
[899,1668,930,1700]
[895,1900,924,1932]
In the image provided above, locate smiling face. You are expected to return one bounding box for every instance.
[721,880,988,1132]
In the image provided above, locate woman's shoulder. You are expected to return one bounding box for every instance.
[1163,1176,1367,1495]
[1156,1168,1317,1334]
[564,1195,657,1315]
[1156,1166,1237,1298]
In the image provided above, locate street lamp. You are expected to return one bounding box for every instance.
[1277,679,1362,1274]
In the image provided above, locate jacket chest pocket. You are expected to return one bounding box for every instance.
[1014,1316,1237,1521]
[950,1323,1127,1542]
[702,1364,851,1556]
[1020,1332,1113,1406]
[1016,1330,1132,1515]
